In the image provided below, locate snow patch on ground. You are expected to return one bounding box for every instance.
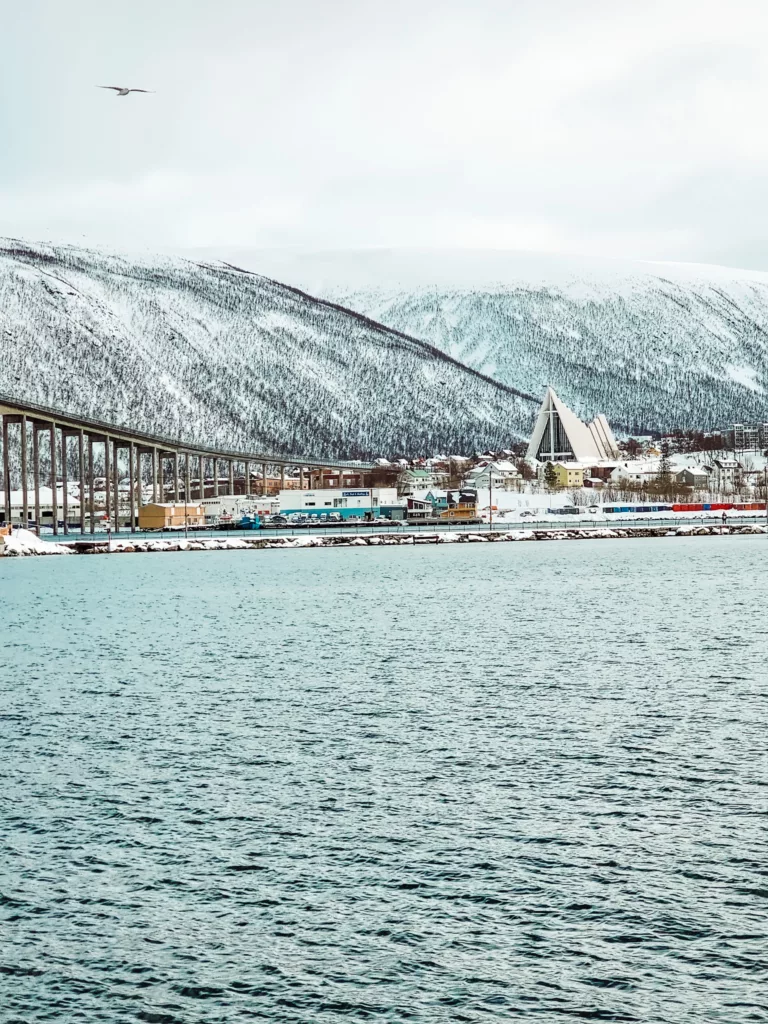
[726,364,763,393]
[0,528,72,556]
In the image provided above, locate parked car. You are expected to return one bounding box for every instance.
[519,510,538,518]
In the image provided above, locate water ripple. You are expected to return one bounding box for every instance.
[2,537,768,1022]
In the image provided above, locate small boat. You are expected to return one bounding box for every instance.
[238,514,262,530]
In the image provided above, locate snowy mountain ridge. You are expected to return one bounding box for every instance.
[199,247,768,434]
[0,239,536,460]
[186,245,768,294]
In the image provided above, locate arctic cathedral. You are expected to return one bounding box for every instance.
[526,387,619,463]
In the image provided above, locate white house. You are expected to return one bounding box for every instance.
[708,459,742,492]
[610,460,663,485]
[398,468,442,494]
[465,461,522,491]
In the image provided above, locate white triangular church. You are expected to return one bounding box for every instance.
[526,386,619,463]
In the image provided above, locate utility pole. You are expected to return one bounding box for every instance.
[489,466,493,532]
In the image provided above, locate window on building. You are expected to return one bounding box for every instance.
[306,502,315,507]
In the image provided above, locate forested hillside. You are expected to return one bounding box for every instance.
[343,281,768,433]
[228,248,768,434]
[0,240,537,459]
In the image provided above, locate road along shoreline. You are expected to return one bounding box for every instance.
[2,523,767,557]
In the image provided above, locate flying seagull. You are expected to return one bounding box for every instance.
[98,86,154,97]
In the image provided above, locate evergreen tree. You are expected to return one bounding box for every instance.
[544,462,558,491]
[658,439,672,482]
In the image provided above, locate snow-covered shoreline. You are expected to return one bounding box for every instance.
[0,529,73,556]
[2,524,767,558]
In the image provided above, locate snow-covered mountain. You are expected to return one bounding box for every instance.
[203,248,768,434]
[0,240,537,460]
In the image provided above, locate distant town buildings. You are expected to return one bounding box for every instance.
[733,422,768,451]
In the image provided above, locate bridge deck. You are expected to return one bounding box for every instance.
[0,393,374,471]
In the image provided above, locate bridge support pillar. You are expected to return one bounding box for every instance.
[104,436,111,536]
[280,465,285,491]
[228,460,234,496]
[113,441,120,533]
[173,453,179,503]
[78,429,85,535]
[129,442,136,532]
[244,460,250,497]
[62,433,69,535]
[88,436,94,535]
[262,463,267,495]
[152,448,158,504]
[213,458,219,498]
[184,453,190,505]
[33,426,41,537]
[48,424,58,536]
[2,417,10,527]
[199,455,205,500]
[21,416,29,529]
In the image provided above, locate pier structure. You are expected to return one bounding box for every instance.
[1,394,373,536]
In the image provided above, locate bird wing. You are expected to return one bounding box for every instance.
[98,86,124,91]
[128,89,154,93]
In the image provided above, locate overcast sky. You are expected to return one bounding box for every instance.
[3,0,768,268]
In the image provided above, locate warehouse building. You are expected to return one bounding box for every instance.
[137,503,206,530]
[278,487,402,520]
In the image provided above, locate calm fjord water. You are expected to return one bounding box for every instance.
[2,537,767,1023]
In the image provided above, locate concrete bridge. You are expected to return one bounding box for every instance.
[0,393,375,536]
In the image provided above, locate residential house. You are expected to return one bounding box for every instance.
[541,462,585,489]
[424,490,449,514]
[466,460,522,491]
[440,489,478,521]
[585,463,618,484]
[676,467,709,490]
[610,460,664,485]
[406,497,435,520]
[398,469,438,495]
[708,459,742,492]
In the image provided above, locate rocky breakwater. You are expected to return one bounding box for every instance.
[0,528,72,556]
[2,524,766,558]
